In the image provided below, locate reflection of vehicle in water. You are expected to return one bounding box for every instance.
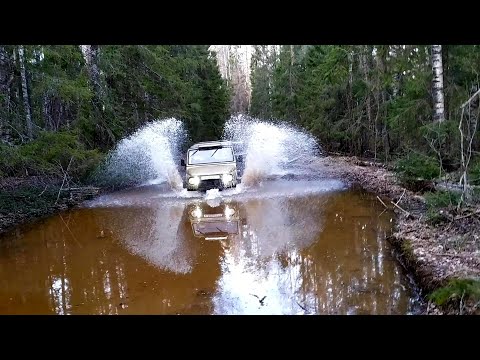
[187,201,242,241]
[180,140,243,191]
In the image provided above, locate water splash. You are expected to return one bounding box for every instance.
[96,118,187,190]
[93,115,321,196]
[223,114,321,187]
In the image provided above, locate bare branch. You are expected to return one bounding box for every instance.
[460,88,480,109]
[453,209,480,221]
[395,189,406,206]
[390,200,410,217]
[38,184,48,196]
[55,156,73,205]
[376,195,388,209]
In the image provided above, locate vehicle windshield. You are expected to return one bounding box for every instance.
[188,146,234,165]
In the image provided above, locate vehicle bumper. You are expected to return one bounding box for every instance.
[186,175,236,191]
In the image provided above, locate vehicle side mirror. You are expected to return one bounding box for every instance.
[181,159,186,167]
[237,155,243,163]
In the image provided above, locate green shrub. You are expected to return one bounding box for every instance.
[428,278,480,307]
[469,158,480,186]
[423,190,461,224]
[472,187,480,203]
[0,131,104,182]
[424,190,461,209]
[395,152,440,182]
[0,144,24,177]
[394,152,440,191]
[425,209,449,225]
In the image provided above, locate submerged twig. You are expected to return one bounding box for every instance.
[59,214,82,248]
[376,195,388,209]
[55,156,73,205]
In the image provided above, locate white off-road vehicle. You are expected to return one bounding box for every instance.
[180,140,243,191]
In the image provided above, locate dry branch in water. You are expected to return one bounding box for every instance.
[376,196,388,208]
[55,156,73,204]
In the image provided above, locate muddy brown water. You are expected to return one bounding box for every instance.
[0,179,421,314]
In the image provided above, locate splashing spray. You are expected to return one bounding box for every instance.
[97,118,187,190]
[223,115,321,186]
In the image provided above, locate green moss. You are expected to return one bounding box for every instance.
[428,278,480,307]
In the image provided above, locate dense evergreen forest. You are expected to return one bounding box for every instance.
[1,44,479,200]
[249,45,480,198]
[0,45,230,182]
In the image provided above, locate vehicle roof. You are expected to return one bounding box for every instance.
[188,140,233,150]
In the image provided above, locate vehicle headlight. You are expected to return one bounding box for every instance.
[222,173,233,183]
[224,205,235,218]
[191,207,202,218]
[188,176,200,186]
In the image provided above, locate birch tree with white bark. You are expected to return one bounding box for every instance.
[17,45,33,138]
[80,45,102,104]
[431,45,445,122]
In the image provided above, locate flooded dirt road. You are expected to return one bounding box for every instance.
[0,179,421,314]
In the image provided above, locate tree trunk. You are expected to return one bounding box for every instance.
[80,45,102,105]
[374,46,386,161]
[0,46,8,96]
[226,46,231,84]
[18,46,33,138]
[431,45,445,123]
[288,45,296,120]
[376,46,390,161]
[289,45,294,97]
[245,47,250,111]
[0,45,8,133]
[361,46,373,154]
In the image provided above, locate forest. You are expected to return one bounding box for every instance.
[0,45,230,183]
[1,44,479,201]
[249,45,480,200]
[1,44,480,315]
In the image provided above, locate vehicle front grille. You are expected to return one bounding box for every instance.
[199,179,222,190]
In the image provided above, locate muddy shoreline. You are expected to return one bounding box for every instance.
[310,155,480,315]
[0,176,101,237]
